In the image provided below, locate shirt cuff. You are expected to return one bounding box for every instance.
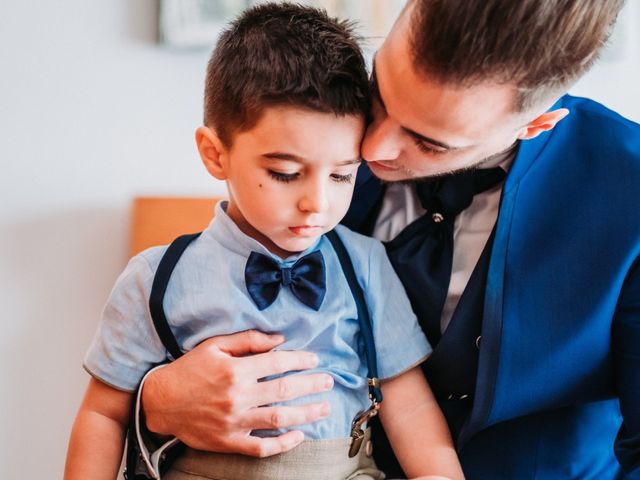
[135,365,179,479]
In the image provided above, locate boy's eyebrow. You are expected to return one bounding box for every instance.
[262,152,361,165]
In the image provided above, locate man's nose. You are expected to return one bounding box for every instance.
[361,116,403,162]
[298,178,329,214]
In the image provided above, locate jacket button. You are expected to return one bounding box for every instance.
[476,336,481,349]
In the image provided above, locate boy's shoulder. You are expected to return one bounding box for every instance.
[131,229,223,275]
[132,245,170,274]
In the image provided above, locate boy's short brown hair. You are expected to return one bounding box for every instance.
[409,0,626,110]
[204,2,370,146]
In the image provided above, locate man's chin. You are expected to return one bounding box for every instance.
[366,158,500,184]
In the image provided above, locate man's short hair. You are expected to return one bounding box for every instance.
[204,2,370,146]
[409,0,626,110]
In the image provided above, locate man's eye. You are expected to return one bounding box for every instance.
[267,170,299,183]
[331,173,354,184]
[414,138,447,155]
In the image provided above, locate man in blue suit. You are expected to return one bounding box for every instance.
[137,0,638,478]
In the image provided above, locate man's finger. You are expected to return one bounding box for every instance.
[249,372,334,406]
[232,431,306,458]
[237,403,330,430]
[204,330,285,356]
[236,349,319,380]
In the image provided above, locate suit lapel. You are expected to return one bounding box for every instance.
[458,98,564,446]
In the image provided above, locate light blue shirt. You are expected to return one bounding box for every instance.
[84,201,432,439]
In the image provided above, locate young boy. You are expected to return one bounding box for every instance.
[65,4,464,480]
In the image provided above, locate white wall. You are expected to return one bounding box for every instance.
[0,1,218,478]
[0,1,638,478]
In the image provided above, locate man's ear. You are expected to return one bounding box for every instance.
[196,126,228,180]
[517,108,570,140]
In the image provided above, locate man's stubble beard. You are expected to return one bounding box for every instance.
[375,141,518,186]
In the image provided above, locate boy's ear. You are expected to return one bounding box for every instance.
[196,126,228,180]
[517,108,570,140]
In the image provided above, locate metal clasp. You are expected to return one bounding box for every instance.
[348,401,380,458]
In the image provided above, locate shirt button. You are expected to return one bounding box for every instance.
[476,336,481,349]
[365,440,373,457]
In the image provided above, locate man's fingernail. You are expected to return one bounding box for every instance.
[324,375,334,389]
[272,334,285,343]
[308,354,319,367]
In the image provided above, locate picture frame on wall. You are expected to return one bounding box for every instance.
[159,0,636,64]
[159,0,406,51]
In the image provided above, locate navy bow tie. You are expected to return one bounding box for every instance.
[244,250,326,311]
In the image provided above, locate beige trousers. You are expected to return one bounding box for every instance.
[163,429,385,480]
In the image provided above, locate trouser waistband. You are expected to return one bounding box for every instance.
[165,428,383,480]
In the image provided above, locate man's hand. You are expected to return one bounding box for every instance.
[141,330,333,457]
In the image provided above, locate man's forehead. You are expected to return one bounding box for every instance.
[373,36,521,146]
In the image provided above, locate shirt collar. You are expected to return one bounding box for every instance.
[204,200,323,264]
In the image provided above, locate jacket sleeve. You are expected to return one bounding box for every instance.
[612,255,640,473]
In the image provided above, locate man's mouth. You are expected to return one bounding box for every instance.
[368,161,398,172]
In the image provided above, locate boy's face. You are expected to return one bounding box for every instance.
[199,106,365,258]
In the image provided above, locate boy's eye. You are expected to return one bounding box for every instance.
[268,170,299,183]
[331,173,354,184]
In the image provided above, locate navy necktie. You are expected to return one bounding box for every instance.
[385,167,506,344]
[244,250,326,311]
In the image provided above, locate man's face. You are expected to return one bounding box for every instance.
[219,107,364,258]
[361,4,529,181]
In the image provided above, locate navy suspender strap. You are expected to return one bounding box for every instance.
[125,232,201,480]
[148,232,202,360]
[325,230,383,405]
[325,230,383,457]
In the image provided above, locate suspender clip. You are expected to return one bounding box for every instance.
[367,377,380,389]
[348,401,380,458]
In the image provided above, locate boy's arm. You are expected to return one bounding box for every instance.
[379,366,465,480]
[65,377,132,480]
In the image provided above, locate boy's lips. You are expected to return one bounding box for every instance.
[289,225,324,237]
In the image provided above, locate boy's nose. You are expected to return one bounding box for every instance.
[298,180,329,214]
[361,117,403,162]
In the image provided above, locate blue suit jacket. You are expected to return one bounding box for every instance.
[344,95,640,478]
